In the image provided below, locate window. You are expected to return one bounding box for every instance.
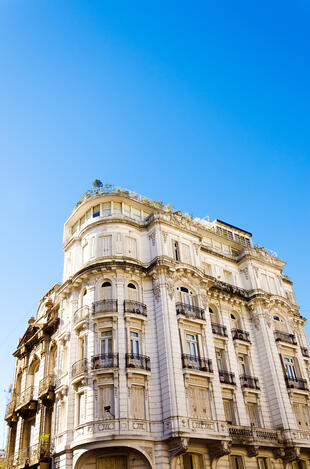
[127,283,138,301]
[177,286,195,306]
[229,456,244,469]
[257,458,268,469]
[100,385,114,420]
[273,316,280,321]
[93,205,100,217]
[101,331,113,355]
[186,333,198,359]
[125,236,137,257]
[131,386,145,419]
[292,403,310,429]
[102,202,111,216]
[283,357,297,380]
[132,207,141,221]
[238,356,247,375]
[100,235,112,256]
[181,244,191,263]
[123,204,130,217]
[188,386,210,419]
[113,202,122,214]
[216,350,224,371]
[292,461,307,469]
[130,331,140,356]
[223,399,236,425]
[101,281,112,299]
[173,240,180,261]
[182,453,202,469]
[77,392,85,425]
[247,403,261,427]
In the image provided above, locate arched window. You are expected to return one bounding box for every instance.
[127,283,138,301]
[177,286,196,306]
[273,313,287,332]
[101,281,112,300]
[230,313,242,329]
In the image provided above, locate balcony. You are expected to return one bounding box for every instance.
[16,386,37,414]
[93,299,118,315]
[91,353,119,370]
[124,300,147,317]
[181,354,213,373]
[228,425,280,442]
[285,376,308,391]
[5,395,16,423]
[72,358,88,378]
[231,328,251,343]
[176,302,205,320]
[211,322,228,337]
[274,330,297,345]
[38,375,56,404]
[125,353,151,371]
[12,437,52,468]
[73,305,89,325]
[240,375,260,390]
[301,347,309,358]
[219,370,236,385]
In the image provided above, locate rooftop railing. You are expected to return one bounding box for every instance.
[93,299,118,315]
[211,322,228,337]
[124,300,147,317]
[231,329,251,343]
[274,330,297,345]
[181,354,213,373]
[176,302,205,320]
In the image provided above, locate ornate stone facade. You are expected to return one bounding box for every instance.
[4,190,310,469]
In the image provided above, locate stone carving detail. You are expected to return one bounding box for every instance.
[247,445,259,458]
[273,448,285,460]
[193,242,200,255]
[162,231,168,243]
[200,290,208,310]
[209,441,231,462]
[148,231,156,246]
[264,310,272,328]
[283,446,300,463]
[250,312,260,330]
[240,267,249,280]
[168,437,189,459]
[166,277,175,300]
[152,278,160,302]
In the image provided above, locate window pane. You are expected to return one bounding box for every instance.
[93,205,100,217]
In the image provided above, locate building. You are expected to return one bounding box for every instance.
[4,185,310,469]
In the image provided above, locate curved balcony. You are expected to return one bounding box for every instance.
[285,376,308,391]
[73,305,89,325]
[38,375,56,404]
[91,353,119,370]
[72,358,88,378]
[274,330,297,345]
[5,394,16,423]
[93,299,118,315]
[15,386,38,417]
[219,370,236,385]
[125,353,151,371]
[240,375,260,390]
[176,302,205,320]
[211,322,228,337]
[181,354,213,373]
[124,300,147,317]
[231,328,251,343]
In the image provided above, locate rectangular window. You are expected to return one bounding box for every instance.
[246,403,260,427]
[132,207,141,221]
[188,386,210,419]
[283,356,297,379]
[172,240,180,261]
[102,202,111,216]
[93,205,100,217]
[101,331,113,355]
[183,454,202,469]
[123,204,130,217]
[229,456,244,469]
[293,403,310,429]
[78,392,85,425]
[125,236,137,257]
[113,202,122,214]
[258,459,268,469]
[100,385,114,420]
[131,386,145,419]
[223,399,236,425]
[130,331,140,356]
[186,333,198,359]
[100,235,112,256]
[181,244,191,264]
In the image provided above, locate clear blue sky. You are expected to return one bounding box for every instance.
[0,0,309,445]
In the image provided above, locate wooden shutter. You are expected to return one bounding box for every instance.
[102,236,112,256]
[247,404,259,427]
[188,387,209,418]
[223,399,233,424]
[101,386,114,419]
[131,386,145,419]
[128,286,138,301]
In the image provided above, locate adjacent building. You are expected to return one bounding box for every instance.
[4,186,310,469]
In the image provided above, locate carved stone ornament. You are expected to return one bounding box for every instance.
[208,441,231,462]
[193,242,200,255]
[240,267,249,280]
[152,278,160,302]
[247,445,259,458]
[200,290,208,310]
[168,437,189,459]
[166,277,175,300]
[148,231,156,246]
[264,310,272,328]
[283,446,301,463]
[162,231,168,243]
[250,312,260,330]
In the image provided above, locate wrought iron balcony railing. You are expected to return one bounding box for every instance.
[124,300,147,316]
[240,375,260,390]
[93,299,118,315]
[91,353,119,370]
[228,425,280,441]
[211,322,228,337]
[231,328,251,343]
[125,353,151,371]
[285,376,308,391]
[38,375,56,397]
[274,330,297,345]
[73,305,89,324]
[72,358,88,377]
[5,395,16,418]
[219,370,236,385]
[16,385,36,408]
[181,354,213,372]
[10,437,52,468]
[301,347,310,358]
[176,302,205,320]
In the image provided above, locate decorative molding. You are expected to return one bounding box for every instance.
[193,242,201,255]
[162,231,168,243]
[168,437,189,460]
[246,445,259,458]
[148,231,156,246]
[209,440,231,462]
[152,278,160,302]
[240,267,249,280]
[166,276,175,300]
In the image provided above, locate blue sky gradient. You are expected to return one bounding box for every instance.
[0,0,309,445]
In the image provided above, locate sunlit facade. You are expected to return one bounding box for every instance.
[5,188,310,469]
